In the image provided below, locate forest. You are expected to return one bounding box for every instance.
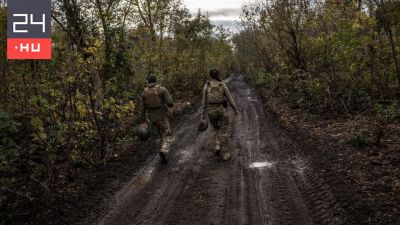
[1,0,399,224]
[236,0,400,116]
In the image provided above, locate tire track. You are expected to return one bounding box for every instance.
[94,75,346,225]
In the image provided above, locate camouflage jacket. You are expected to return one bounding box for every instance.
[140,83,173,122]
[201,80,237,113]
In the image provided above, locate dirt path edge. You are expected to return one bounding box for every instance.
[256,86,400,225]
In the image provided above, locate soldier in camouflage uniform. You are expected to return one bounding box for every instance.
[202,69,238,161]
[140,74,174,164]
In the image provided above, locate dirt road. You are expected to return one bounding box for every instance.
[95,76,345,225]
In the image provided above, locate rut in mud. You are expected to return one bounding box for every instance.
[92,76,346,225]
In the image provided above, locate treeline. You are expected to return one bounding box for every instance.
[235,0,400,119]
[0,0,234,223]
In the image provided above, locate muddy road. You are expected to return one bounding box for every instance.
[93,76,345,225]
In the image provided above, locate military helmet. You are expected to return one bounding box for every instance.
[198,115,208,133]
[147,74,157,84]
[137,123,151,141]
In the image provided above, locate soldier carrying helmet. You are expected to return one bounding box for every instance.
[139,74,174,164]
[201,69,238,161]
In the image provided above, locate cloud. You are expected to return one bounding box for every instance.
[182,0,245,33]
[183,0,244,12]
[207,8,242,18]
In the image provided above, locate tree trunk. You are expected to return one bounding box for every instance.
[384,23,400,87]
[289,29,305,70]
[88,83,106,159]
[95,0,113,81]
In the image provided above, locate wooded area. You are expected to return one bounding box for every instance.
[235,0,400,117]
[1,0,399,224]
[0,0,234,223]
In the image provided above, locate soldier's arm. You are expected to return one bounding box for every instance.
[223,83,238,111]
[201,84,208,113]
[139,93,147,122]
[162,87,174,107]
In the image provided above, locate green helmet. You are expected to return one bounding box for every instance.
[147,74,157,84]
[137,123,150,141]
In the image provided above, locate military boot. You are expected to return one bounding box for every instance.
[214,145,221,157]
[159,137,171,164]
[159,151,168,164]
[222,153,231,161]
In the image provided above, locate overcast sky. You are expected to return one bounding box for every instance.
[182,0,249,33]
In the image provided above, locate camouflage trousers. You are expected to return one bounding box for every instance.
[207,105,229,154]
[150,118,172,154]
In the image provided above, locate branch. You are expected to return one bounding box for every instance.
[1,187,58,211]
[51,12,68,33]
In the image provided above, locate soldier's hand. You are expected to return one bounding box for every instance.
[168,107,174,116]
[234,109,239,115]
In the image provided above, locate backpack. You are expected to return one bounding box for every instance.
[207,81,224,104]
[143,86,162,109]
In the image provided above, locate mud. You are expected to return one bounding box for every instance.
[89,76,345,225]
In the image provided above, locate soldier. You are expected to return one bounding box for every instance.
[202,69,238,161]
[140,74,174,164]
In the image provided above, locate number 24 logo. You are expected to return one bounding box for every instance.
[13,14,46,33]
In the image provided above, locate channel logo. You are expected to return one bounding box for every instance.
[7,0,51,59]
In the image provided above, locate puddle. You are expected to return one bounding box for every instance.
[249,161,275,169]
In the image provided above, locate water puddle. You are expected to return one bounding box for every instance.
[249,161,275,169]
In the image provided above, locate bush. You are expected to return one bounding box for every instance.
[350,129,373,147]
[0,111,21,173]
[374,101,399,124]
[256,68,271,86]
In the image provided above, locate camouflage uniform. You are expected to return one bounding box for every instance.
[202,80,237,160]
[140,81,173,160]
